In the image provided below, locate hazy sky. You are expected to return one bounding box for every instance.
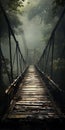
[0,0,61,59]
[13,0,59,52]
[1,0,61,59]
[1,0,64,53]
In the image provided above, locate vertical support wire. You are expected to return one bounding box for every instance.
[16,43,19,77]
[20,56,22,73]
[21,57,23,73]
[45,41,51,73]
[51,33,55,78]
[19,54,22,73]
[8,29,13,83]
[0,35,2,84]
[44,51,46,73]
[22,59,24,72]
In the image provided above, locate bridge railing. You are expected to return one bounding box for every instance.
[36,8,65,112]
[0,2,27,91]
[37,7,65,92]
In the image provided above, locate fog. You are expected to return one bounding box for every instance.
[1,0,64,61]
[0,0,65,112]
[8,0,58,57]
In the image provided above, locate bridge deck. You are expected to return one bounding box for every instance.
[6,66,61,120]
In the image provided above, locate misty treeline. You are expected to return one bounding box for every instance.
[1,0,65,10]
[0,1,65,97]
[0,0,65,115]
[39,8,65,91]
[0,0,24,110]
[54,0,65,6]
[0,0,25,10]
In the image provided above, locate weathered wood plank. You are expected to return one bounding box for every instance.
[7,66,61,119]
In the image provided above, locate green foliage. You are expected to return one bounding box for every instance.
[53,58,65,90]
[54,0,65,6]
[0,0,25,11]
[52,0,65,14]
[53,58,65,71]
[2,58,10,74]
[8,0,24,11]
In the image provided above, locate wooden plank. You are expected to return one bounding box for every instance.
[7,65,61,119]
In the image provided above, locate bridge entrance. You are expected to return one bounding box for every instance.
[0,1,65,129]
[5,66,61,119]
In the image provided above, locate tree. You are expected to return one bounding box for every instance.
[53,0,65,10]
[0,0,25,11]
[52,0,65,15]
[54,0,65,6]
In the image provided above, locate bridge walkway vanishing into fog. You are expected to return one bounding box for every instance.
[4,66,62,120]
[0,2,65,129]
[0,65,65,130]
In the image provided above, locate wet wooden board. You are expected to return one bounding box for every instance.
[7,66,61,119]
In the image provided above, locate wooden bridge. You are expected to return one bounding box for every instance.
[4,66,62,119]
[0,66,64,130]
[0,2,65,130]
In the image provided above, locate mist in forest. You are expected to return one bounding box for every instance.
[0,0,65,84]
[0,0,65,117]
[1,0,63,62]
